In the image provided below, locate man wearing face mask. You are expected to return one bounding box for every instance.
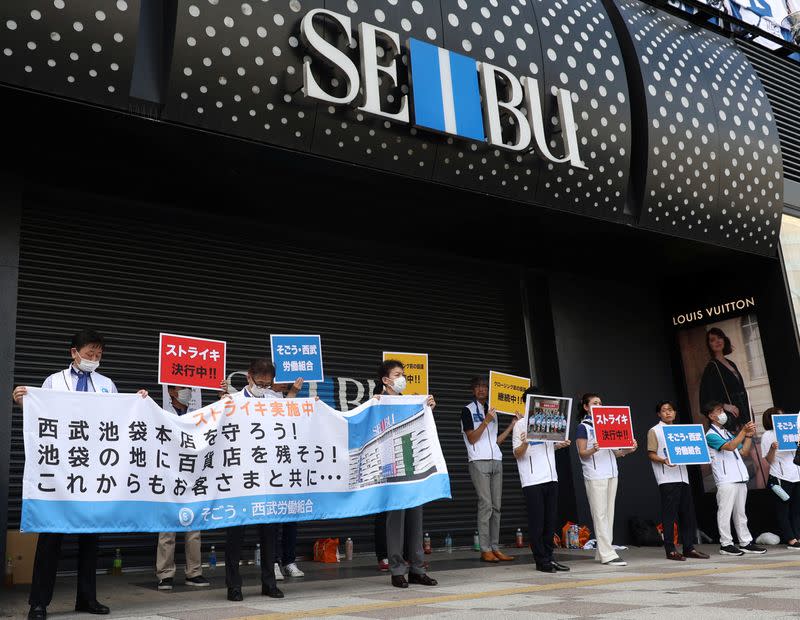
[155,386,211,590]
[12,328,148,620]
[376,360,439,588]
[220,358,302,602]
[704,401,766,556]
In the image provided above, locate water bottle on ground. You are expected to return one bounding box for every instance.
[112,549,122,576]
[423,532,432,554]
[345,537,353,560]
[515,528,524,548]
[255,543,261,566]
[209,545,217,572]
[473,531,480,551]
[445,533,453,553]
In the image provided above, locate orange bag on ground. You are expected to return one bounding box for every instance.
[313,538,339,563]
[578,525,591,547]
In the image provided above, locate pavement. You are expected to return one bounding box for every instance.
[3,544,800,619]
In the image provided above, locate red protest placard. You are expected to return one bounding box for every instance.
[591,405,635,449]
[158,333,226,390]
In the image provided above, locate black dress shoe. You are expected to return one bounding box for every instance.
[551,561,571,572]
[262,584,285,598]
[536,564,557,573]
[391,575,408,588]
[408,572,438,586]
[227,587,243,601]
[74,600,110,615]
[27,606,46,620]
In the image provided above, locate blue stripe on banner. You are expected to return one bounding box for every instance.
[21,473,452,533]
[346,403,423,449]
[449,51,484,141]
[409,38,445,133]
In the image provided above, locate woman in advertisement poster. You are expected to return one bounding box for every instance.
[699,327,751,434]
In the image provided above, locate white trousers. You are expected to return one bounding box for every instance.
[584,476,619,563]
[716,482,752,547]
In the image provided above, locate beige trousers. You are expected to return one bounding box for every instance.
[156,531,202,579]
[583,476,619,563]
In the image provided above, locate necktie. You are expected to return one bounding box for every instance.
[76,370,89,392]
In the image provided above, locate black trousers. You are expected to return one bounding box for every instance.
[771,477,800,543]
[225,524,276,589]
[374,512,387,561]
[28,533,98,607]
[523,481,558,568]
[659,482,697,553]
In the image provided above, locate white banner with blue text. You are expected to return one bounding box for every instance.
[22,389,450,533]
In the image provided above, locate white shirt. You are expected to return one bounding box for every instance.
[512,420,558,487]
[761,430,800,483]
[648,422,689,485]
[577,418,618,480]
[42,365,117,393]
[461,400,502,461]
[706,424,749,485]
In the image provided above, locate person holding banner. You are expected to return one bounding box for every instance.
[155,386,211,590]
[377,359,438,588]
[574,393,637,567]
[703,401,766,556]
[513,387,571,573]
[11,328,149,619]
[760,407,800,550]
[460,376,518,563]
[646,401,709,561]
[221,358,288,601]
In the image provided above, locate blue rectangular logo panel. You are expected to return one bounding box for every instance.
[774,414,799,451]
[662,424,711,466]
[409,38,484,142]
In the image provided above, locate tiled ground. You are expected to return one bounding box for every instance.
[3,546,800,619]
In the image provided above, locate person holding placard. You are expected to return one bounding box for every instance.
[220,358,295,601]
[460,376,518,563]
[703,401,766,556]
[12,328,149,620]
[377,359,438,588]
[574,393,637,567]
[156,386,211,590]
[646,401,709,561]
[760,407,800,550]
[513,387,571,573]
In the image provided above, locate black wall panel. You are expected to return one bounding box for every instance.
[609,0,783,253]
[9,195,530,562]
[0,0,140,108]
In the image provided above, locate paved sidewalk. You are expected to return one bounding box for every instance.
[3,545,800,619]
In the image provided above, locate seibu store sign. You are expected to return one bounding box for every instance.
[299,9,586,170]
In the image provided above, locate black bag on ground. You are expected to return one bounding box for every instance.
[629,517,663,546]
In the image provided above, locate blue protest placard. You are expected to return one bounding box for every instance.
[773,414,800,451]
[270,334,324,383]
[662,424,711,465]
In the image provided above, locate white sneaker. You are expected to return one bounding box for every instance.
[603,558,627,566]
[274,562,284,581]
[284,562,305,577]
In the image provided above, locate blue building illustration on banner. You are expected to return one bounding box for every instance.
[662,424,711,466]
[270,334,324,383]
[408,38,485,142]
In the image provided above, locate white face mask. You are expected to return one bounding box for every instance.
[248,384,267,398]
[716,412,728,426]
[76,355,100,373]
[391,376,407,394]
[176,388,193,406]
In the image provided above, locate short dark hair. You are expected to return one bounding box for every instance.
[702,401,725,417]
[378,359,404,381]
[655,400,677,414]
[71,329,105,351]
[762,406,783,431]
[470,376,489,389]
[248,358,275,377]
[706,327,732,356]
